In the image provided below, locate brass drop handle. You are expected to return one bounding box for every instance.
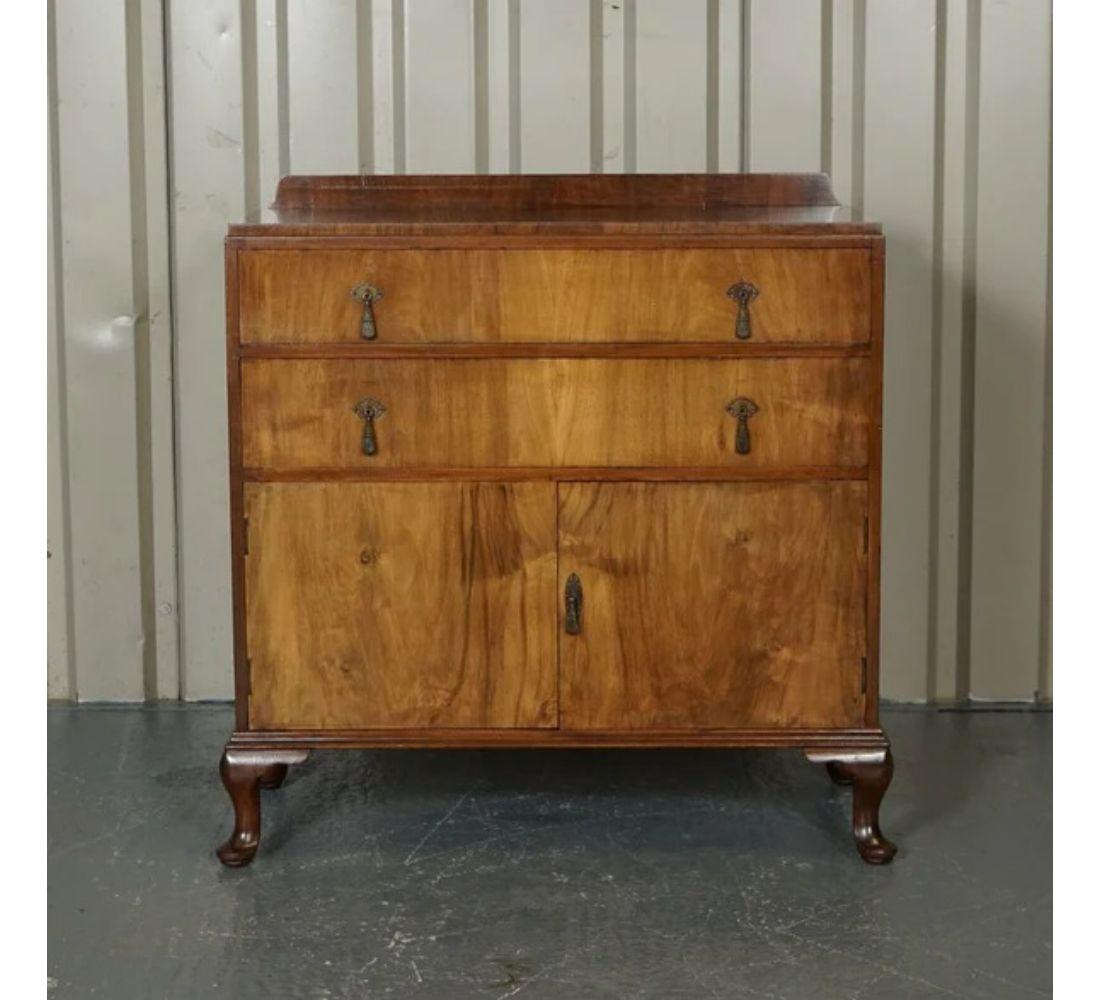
[350,283,384,340]
[727,281,759,340]
[564,573,583,635]
[725,397,758,455]
[353,397,386,456]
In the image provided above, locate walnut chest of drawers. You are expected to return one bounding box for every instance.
[218,173,895,866]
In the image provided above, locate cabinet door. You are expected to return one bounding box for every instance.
[558,482,867,730]
[245,482,557,730]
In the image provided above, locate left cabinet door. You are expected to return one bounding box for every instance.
[244,482,558,730]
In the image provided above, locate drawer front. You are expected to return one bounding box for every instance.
[239,248,870,344]
[241,358,870,471]
[559,481,867,729]
[245,481,558,730]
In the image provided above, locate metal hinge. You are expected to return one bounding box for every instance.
[861,656,868,694]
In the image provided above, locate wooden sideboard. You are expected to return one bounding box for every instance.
[218,173,895,866]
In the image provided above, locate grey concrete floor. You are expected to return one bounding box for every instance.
[48,706,1051,999]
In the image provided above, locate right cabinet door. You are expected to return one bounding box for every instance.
[558,481,868,730]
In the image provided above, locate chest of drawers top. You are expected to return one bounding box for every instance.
[232,172,879,236]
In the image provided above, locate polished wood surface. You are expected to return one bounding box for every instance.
[239,342,869,359]
[227,727,890,750]
[216,749,309,866]
[821,750,897,864]
[272,172,844,211]
[244,467,867,484]
[239,248,870,344]
[231,173,884,237]
[221,173,892,866]
[558,482,867,730]
[244,482,558,729]
[241,358,870,471]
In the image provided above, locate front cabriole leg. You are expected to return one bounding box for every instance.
[216,748,309,867]
[805,747,897,865]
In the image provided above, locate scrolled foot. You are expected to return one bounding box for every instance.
[853,825,897,865]
[216,749,308,867]
[217,828,260,867]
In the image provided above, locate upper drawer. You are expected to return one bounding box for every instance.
[241,357,870,471]
[238,249,871,345]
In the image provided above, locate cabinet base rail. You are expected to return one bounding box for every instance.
[216,729,896,867]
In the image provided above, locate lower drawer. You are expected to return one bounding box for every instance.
[241,357,870,471]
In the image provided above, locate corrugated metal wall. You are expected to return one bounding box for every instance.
[47,0,1052,704]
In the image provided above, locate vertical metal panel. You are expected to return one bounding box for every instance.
[371,0,398,172]
[53,0,147,701]
[47,3,74,700]
[864,0,938,703]
[357,0,375,172]
[136,0,181,699]
[486,0,513,171]
[589,0,603,172]
[634,0,709,172]
[745,0,822,171]
[256,0,289,210]
[716,0,742,171]
[601,0,626,172]
[473,0,489,171]
[1039,164,1052,704]
[286,1,359,173]
[929,0,975,702]
[168,1,245,700]
[827,0,859,205]
[403,0,476,171]
[518,0,591,172]
[968,0,1052,700]
[47,158,73,699]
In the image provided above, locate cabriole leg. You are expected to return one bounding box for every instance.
[806,747,898,865]
[216,749,308,867]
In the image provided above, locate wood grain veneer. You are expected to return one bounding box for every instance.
[218,173,895,867]
[241,357,870,471]
[245,481,557,730]
[239,247,870,344]
[558,481,867,730]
